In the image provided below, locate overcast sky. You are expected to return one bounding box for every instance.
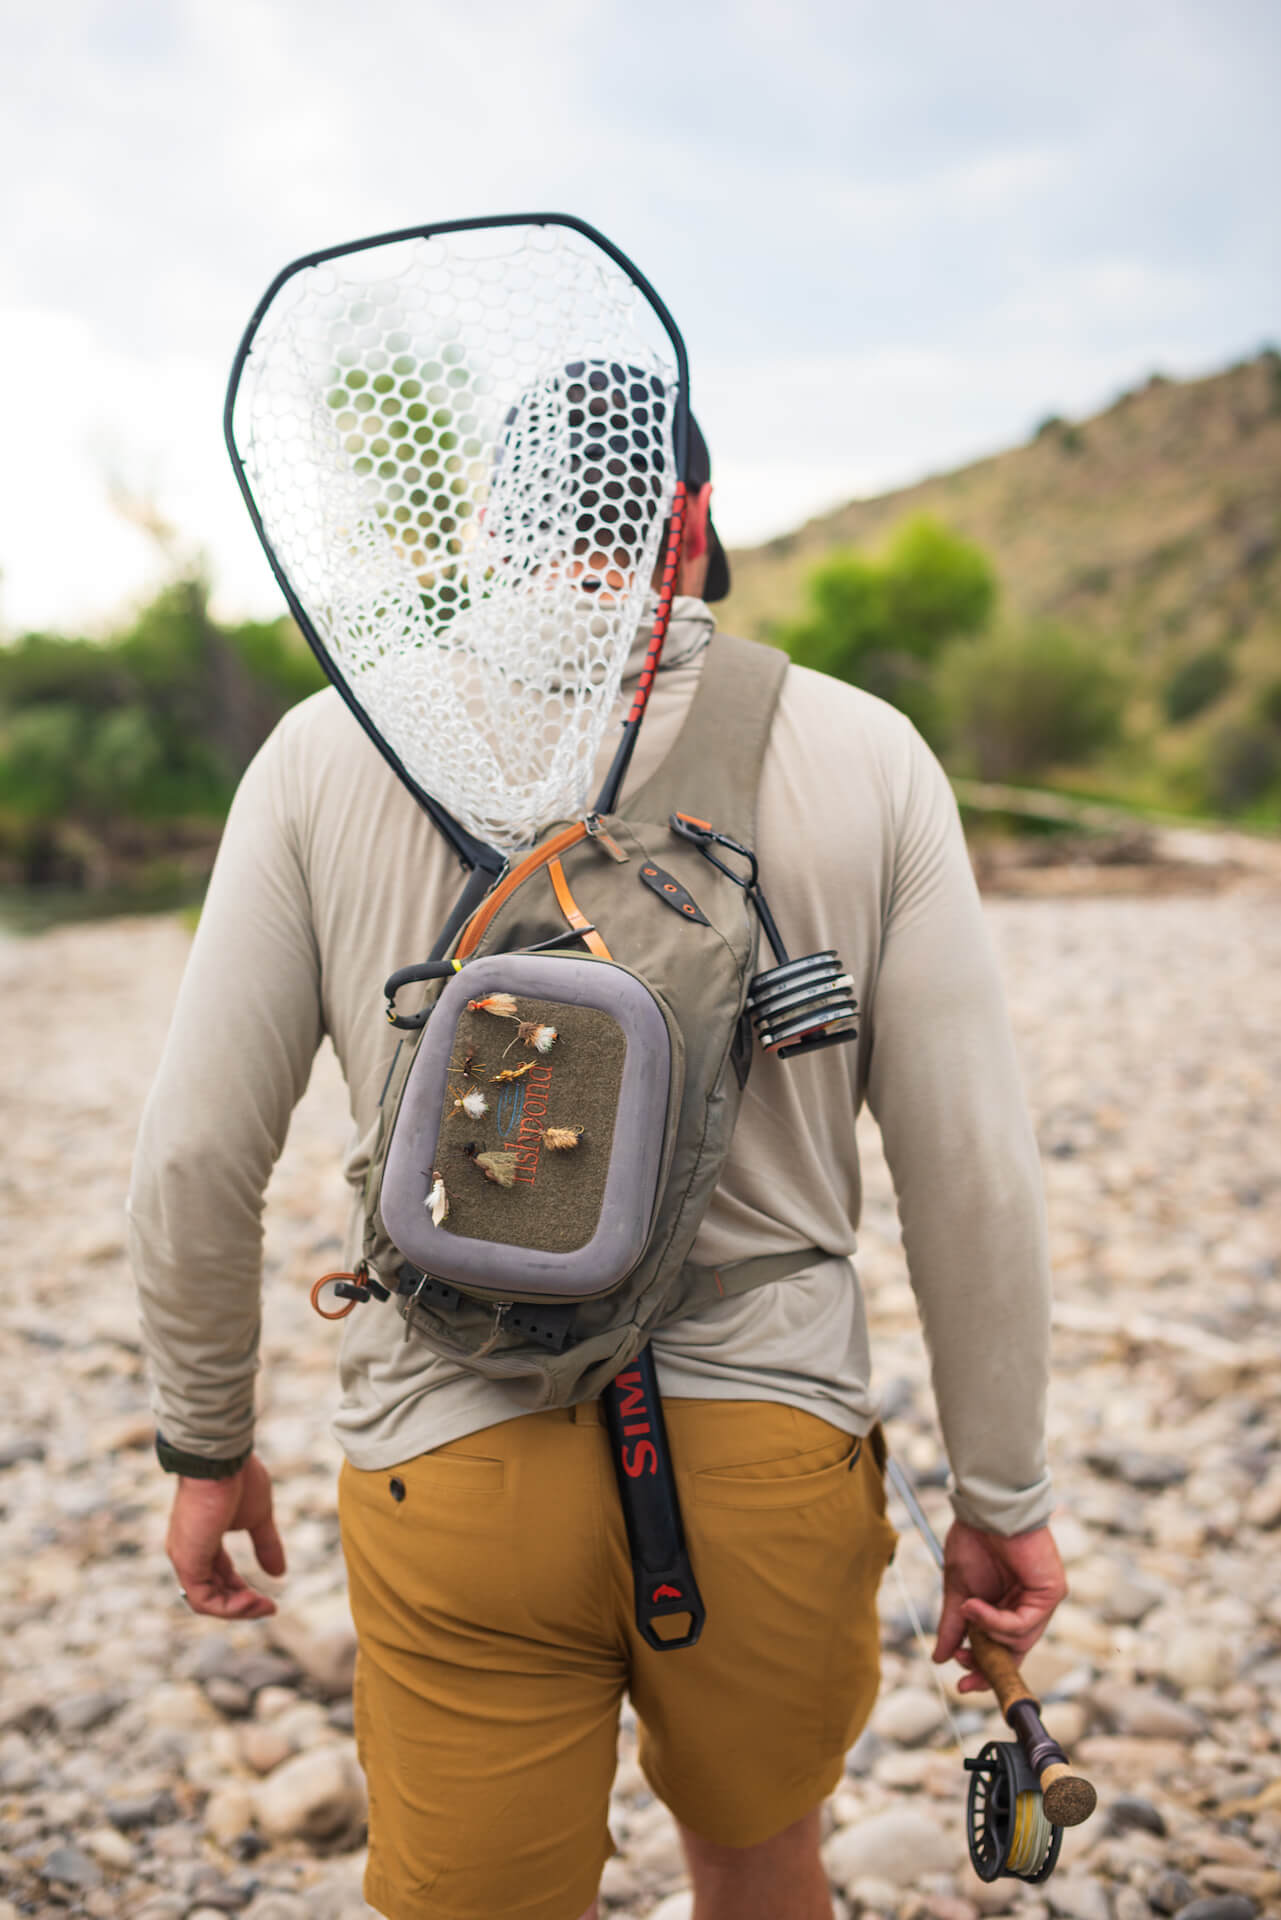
[1,0,1277,633]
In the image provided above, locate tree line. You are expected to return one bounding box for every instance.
[0,577,324,890]
[1,520,1277,899]
[777,516,1281,818]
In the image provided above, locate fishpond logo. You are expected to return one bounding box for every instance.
[495,1060,554,1186]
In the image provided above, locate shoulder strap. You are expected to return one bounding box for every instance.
[619,632,788,844]
[669,1247,828,1320]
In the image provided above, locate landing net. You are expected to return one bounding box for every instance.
[228,219,683,852]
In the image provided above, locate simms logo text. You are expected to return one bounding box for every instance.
[614,1365,658,1478]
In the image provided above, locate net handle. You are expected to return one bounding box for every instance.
[224,211,690,868]
[593,478,688,816]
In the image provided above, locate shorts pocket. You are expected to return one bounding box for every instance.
[343,1446,505,1502]
[339,1448,518,1637]
[416,1449,505,1492]
[692,1432,863,1510]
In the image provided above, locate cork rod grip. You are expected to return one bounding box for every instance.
[966,1626,1035,1715]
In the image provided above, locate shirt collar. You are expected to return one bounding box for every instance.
[621,596,714,685]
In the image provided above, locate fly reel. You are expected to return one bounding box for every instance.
[669,815,858,1060]
[964,1740,1062,1882]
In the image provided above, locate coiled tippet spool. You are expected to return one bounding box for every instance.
[746,952,859,1059]
[666,815,860,1065]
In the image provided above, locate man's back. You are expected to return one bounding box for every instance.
[130,597,1050,1534]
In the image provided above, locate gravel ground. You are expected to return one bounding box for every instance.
[0,871,1278,1920]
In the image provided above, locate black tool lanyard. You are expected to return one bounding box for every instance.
[601,1344,705,1651]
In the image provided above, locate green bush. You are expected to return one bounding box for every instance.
[0,703,86,815]
[780,515,996,675]
[1032,415,1084,454]
[879,517,997,658]
[1204,722,1281,813]
[1163,649,1234,724]
[227,618,325,706]
[778,515,996,746]
[81,705,165,810]
[0,574,325,830]
[0,633,130,712]
[1256,677,1281,732]
[938,624,1125,781]
[780,548,888,680]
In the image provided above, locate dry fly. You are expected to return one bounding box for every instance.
[540,1126,583,1151]
[491,1061,535,1083]
[504,1020,558,1057]
[450,1051,486,1081]
[447,1083,488,1121]
[426,1170,450,1226]
[466,993,519,1020]
[463,1143,519,1188]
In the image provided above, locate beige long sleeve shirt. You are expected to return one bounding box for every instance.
[129,601,1054,1535]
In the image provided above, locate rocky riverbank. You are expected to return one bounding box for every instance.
[1,870,1278,1919]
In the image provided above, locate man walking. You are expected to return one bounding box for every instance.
[132,444,1065,1918]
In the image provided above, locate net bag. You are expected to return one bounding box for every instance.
[226,214,688,855]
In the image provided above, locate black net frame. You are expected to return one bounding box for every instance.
[224,212,691,874]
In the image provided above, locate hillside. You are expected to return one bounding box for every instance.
[721,353,1281,721]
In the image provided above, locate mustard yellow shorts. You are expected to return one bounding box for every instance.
[338,1398,897,1920]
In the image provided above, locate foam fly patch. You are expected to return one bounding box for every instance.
[437,997,625,1253]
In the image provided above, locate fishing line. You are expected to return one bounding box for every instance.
[887,1549,968,1752]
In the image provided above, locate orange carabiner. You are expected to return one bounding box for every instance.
[310,1271,363,1320]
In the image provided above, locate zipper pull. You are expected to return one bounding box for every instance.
[585,814,629,863]
[403,1272,429,1341]
[474,1302,512,1359]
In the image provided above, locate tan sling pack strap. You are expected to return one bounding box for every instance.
[620,632,788,843]
[675,1247,829,1318]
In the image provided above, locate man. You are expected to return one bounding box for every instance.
[131,427,1066,1920]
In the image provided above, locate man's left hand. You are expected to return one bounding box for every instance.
[166,1453,286,1620]
[932,1520,1067,1693]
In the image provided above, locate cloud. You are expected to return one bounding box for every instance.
[0,306,274,632]
[0,0,1277,628]
[702,333,1226,547]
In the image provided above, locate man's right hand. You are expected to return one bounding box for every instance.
[165,1452,286,1619]
[932,1519,1066,1692]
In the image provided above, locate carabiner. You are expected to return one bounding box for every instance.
[383,958,462,1030]
[668,813,759,890]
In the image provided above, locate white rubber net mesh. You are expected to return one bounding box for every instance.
[231,221,680,851]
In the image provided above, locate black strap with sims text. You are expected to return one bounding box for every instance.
[602,1344,705,1651]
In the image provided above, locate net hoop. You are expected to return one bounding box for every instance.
[226,213,691,864]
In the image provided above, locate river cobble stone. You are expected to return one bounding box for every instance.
[0,880,1277,1914]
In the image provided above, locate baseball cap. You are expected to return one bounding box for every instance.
[501,361,731,603]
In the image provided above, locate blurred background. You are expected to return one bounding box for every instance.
[0,0,1278,914]
[1,6,1279,1919]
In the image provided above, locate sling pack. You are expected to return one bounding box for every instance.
[309,630,861,1648]
[334,633,848,1408]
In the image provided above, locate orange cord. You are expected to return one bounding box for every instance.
[310,1272,362,1320]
